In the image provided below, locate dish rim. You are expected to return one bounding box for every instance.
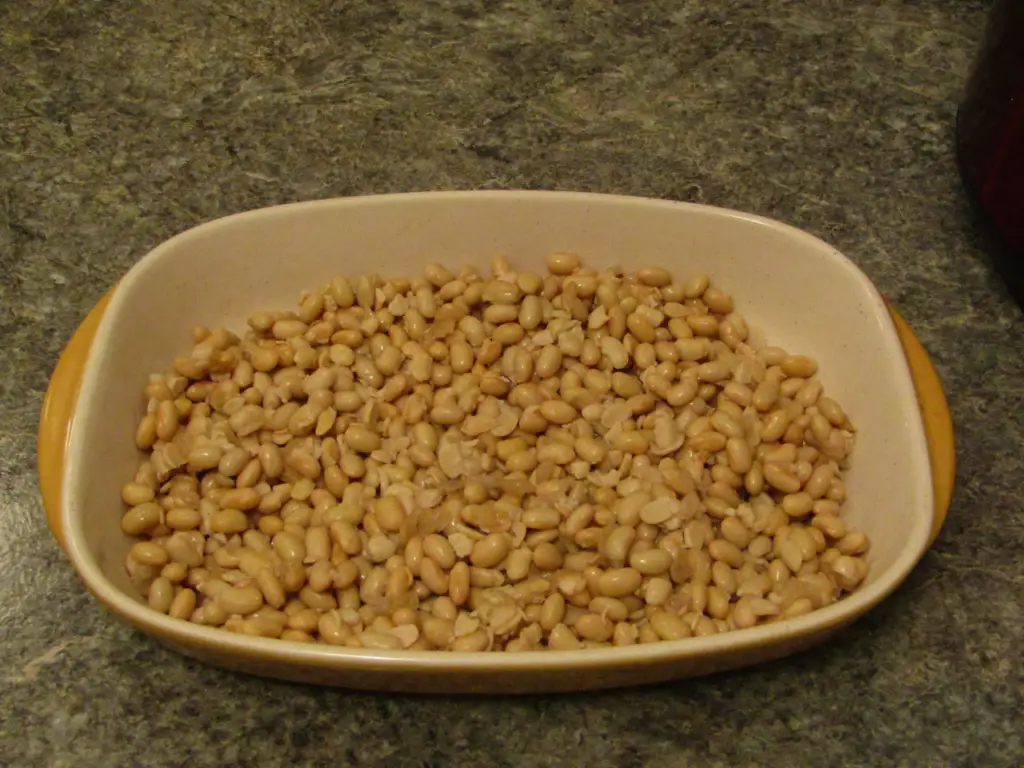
[60,190,935,671]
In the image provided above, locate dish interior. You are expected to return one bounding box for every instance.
[64,192,933,660]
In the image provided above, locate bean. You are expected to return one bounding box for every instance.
[547,252,581,275]
[811,514,847,540]
[220,488,261,511]
[218,447,250,478]
[737,573,771,598]
[505,548,533,582]
[539,593,567,630]
[331,560,360,591]
[780,597,813,619]
[169,588,197,620]
[710,410,743,438]
[610,431,650,454]
[121,482,155,507]
[702,287,734,314]
[612,622,639,646]
[604,526,636,565]
[155,399,180,441]
[217,586,264,615]
[597,568,642,598]
[165,507,201,531]
[643,577,673,607]
[273,531,307,563]
[121,503,162,535]
[626,313,656,343]
[711,560,738,594]
[539,400,577,425]
[470,533,510,568]
[161,561,188,583]
[697,360,731,383]
[589,596,630,622]
[574,613,614,642]
[522,508,561,530]
[253,569,286,609]
[415,535,453,570]
[720,517,752,548]
[547,624,584,650]
[629,548,673,576]
[345,425,381,454]
[830,555,867,590]
[135,414,157,449]
[451,630,490,652]
[650,611,691,641]
[148,577,175,613]
[211,508,249,535]
[236,613,284,638]
[317,612,352,646]
[194,599,226,626]
[707,586,730,619]
[327,519,360,555]
[782,492,814,518]
[764,462,802,494]
[304,525,330,562]
[130,541,169,567]
[837,531,869,556]
[532,542,563,571]
[420,558,450,595]
[637,267,672,287]
[423,617,455,648]
[693,616,718,636]
[375,497,405,532]
[752,379,779,412]
[781,355,818,378]
[732,598,758,629]
[817,397,846,426]
[299,583,336,611]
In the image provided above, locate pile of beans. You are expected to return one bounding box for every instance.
[120,253,870,651]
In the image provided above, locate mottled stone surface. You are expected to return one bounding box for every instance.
[1,0,1021,765]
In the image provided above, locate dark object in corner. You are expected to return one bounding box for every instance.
[957,0,1024,309]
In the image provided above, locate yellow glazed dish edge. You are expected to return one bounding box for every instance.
[36,192,956,693]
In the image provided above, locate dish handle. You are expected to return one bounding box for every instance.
[887,306,956,543]
[36,293,955,551]
[38,289,114,552]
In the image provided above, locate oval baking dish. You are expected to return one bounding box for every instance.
[38,191,954,693]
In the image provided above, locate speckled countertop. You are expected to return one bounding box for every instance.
[2,0,1022,765]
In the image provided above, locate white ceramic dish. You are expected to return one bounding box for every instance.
[42,191,948,693]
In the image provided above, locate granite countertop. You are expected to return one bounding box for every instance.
[2,0,1021,765]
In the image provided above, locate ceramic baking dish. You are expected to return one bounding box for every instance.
[38,191,955,693]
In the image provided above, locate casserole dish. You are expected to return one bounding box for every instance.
[38,192,954,693]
